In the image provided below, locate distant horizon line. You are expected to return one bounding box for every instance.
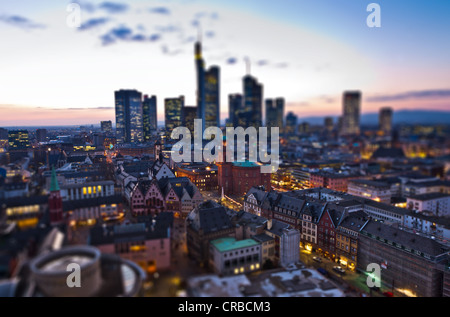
[2,108,450,129]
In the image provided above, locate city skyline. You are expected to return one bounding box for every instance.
[0,0,450,126]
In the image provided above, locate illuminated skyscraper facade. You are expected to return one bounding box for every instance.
[205,66,220,129]
[379,107,393,135]
[341,91,361,136]
[266,98,284,130]
[143,95,157,141]
[243,75,263,129]
[115,89,143,144]
[165,96,184,136]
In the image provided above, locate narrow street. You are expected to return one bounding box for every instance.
[299,249,402,297]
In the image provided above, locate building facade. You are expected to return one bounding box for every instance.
[340,91,361,136]
[209,237,261,276]
[358,221,449,297]
[115,89,144,144]
[143,95,157,141]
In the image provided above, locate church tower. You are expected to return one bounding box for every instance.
[217,136,233,196]
[48,167,63,225]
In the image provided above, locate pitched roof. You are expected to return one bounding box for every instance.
[361,221,449,257]
[372,147,405,159]
[187,200,233,234]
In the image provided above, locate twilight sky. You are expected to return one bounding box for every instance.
[0,0,449,126]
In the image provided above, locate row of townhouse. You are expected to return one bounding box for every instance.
[244,186,450,271]
[244,187,450,296]
[186,200,300,274]
[115,155,204,217]
[130,177,203,217]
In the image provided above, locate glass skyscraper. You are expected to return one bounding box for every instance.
[243,75,263,129]
[285,112,298,135]
[379,107,393,135]
[205,66,220,129]
[143,95,157,141]
[265,98,284,130]
[341,91,361,136]
[8,130,30,149]
[100,121,112,134]
[228,94,242,127]
[195,40,220,133]
[183,106,198,135]
[195,41,206,133]
[115,89,144,144]
[165,96,184,136]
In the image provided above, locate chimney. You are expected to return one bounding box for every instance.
[267,219,273,230]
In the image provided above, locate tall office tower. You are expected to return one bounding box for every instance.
[0,128,7,139]
[324,117,334,133]
[379,107,393,135]
[165,96,184,136]
[228,94,242,127]
[265,98,284,130]
[183,106,198,135]
[285,112,298,135]
[243,74,263,129]
[205,66,220,129]
[195,40,206,134]
[36,129,48,142]
[8,130,30,149]
[341,91,361,136]
[143,95,157,141]
[115,89,144,144]
[101,121,113,134]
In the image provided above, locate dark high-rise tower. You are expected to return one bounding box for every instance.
[195,41,206,133]
[8,130,30,149]
[183,105,198,135]
[341,91,361,136]
[243,75,263,129]
[100,121,112,134]
[379,107,393,136]
[36,129,48,142]
[195,37,220,133]
[205,66,220,129]
[228,94,242,127]
[165,96,184,136]
[143,95,157,141]
[285,112,298,135]
[115,89,143,144]
[265,98,284,130]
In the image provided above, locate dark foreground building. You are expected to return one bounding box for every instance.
[358,221,449,297]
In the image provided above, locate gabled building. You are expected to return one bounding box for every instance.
[316,206,343,260]
[271,193,305,230]
[244,186,269,217]
[129,177,202,217]
[186,201,236,267]
[300,201,325,252]
[335,210,369,271]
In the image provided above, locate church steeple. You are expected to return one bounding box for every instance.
[48,166,63,225]
[50,166,60,192]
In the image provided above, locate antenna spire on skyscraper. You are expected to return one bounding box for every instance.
[245,57,251,75]
[198,24,202,43]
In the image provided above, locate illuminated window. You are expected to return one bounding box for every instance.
[88,187,92,195]
[98,185,102,192]
[83,187,87,195]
